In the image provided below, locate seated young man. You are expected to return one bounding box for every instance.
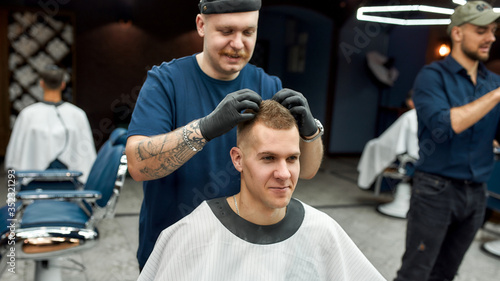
[138,100,385,281]
[5,65,96,183]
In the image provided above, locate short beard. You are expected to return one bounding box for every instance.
[462,44,489,62]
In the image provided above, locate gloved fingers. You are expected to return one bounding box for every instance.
[235,99,260,113]
[271,88,292,103]
[229,89,261,113]
[288,106,308,117]
[279,95,307,109]
[233,89,262,104]
[239,112,258,122]
[272,88,304,104]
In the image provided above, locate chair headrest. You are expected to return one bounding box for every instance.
[109,128,128,145]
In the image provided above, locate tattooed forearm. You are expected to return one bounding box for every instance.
[136,135,168,161]
[185,121,207,151]
[135,121,207,179]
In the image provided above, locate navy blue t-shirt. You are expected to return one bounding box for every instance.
[413,55,500,182]
[128,54,282,268]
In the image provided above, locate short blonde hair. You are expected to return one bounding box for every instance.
[237,99,297,145]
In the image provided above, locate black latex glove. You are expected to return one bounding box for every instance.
[272,88,317,137]
[199,89,262,141]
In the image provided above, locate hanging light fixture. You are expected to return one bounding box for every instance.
[357,5,453,26]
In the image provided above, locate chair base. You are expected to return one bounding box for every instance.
[377,182,410,219]
[35,259,62,281]
[482,240,500,258]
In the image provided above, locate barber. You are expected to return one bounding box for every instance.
[125,0,324,270]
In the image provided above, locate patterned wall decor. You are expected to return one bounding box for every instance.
[7,10,75,128]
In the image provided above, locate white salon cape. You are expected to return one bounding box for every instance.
[138,197,386,281]
[5,102,96,183]
[357,109,418,189]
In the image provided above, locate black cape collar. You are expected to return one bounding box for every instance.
[207,197,305,244]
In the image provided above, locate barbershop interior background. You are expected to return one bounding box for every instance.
[1,0,500,156]
[2,1,500,280]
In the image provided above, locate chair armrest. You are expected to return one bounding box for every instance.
[15,170,83,181]
[16,190,102,201]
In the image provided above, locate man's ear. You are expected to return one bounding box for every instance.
[230,147,243,172]
[451,26,463,43]
[196,14,205,37]
[60,81,66,91]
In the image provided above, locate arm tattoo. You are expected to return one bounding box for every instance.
[185,122,206,150]
[136,122,206,178]
[136,135,168,161]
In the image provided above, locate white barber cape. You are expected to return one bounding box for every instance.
[138,197,386,281]
[5,102,96,183]
[357,109,418,189]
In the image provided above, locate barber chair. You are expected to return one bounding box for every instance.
[17,169,83,191]
[0,128,128,281]
[482,149,500,257]
[374,153,416,219]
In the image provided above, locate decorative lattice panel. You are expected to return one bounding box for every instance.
[7,10,75,128]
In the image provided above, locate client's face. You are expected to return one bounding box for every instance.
[236,123,300,212]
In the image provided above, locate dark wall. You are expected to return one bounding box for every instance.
[329,15,429,154]
[258,6,333,128]
[375,24,429,136]
[329,14,391,154]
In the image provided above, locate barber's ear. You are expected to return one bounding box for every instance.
[230,147,243,172]
[196,14,205,37]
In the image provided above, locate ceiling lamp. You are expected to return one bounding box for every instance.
[357,5,453,25]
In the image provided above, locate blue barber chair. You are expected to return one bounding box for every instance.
[0,128,128,281]
[16,169,84,191]
[482,149,500,257]
[16,155,85,192]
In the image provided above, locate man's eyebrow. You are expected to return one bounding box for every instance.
[475,25,493,30]
[257,151,301,157]
[218,24,257,30]
[257,151,276,156]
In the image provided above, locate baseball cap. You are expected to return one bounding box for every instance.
[448,1,500,34]
[198,0,261,14]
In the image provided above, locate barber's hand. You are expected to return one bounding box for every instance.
[272,88,317,137]
[199,89,262,141]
